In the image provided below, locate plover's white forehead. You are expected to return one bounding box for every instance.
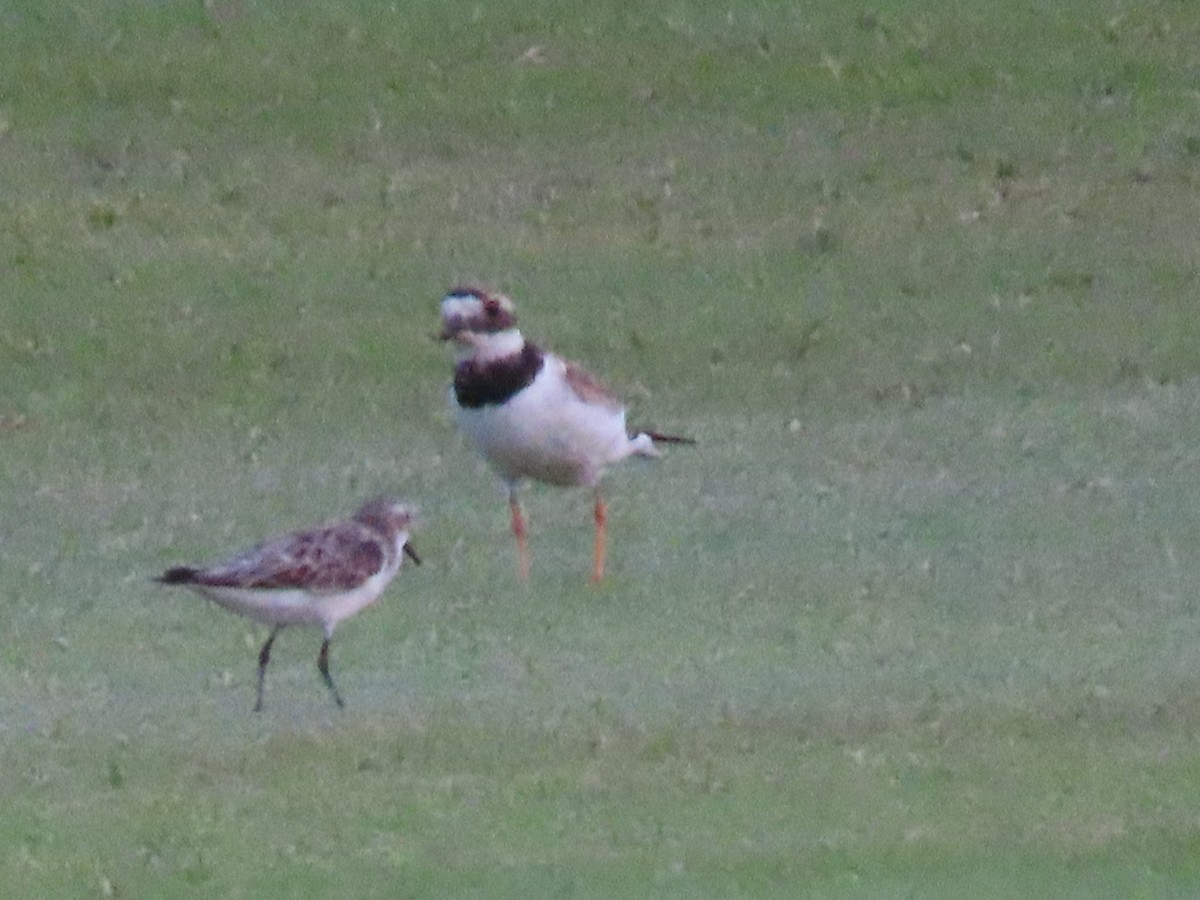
[441,289,515,318]
[441,294,483,319]
[440,287,519,337]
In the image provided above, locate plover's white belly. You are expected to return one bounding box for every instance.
[455,366,632,487]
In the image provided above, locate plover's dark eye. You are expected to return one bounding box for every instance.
[484,299,500,317]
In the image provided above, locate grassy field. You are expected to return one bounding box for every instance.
[4,0,1200,895]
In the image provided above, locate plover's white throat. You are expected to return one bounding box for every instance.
[155,497,420,711]
[439,286,691,582]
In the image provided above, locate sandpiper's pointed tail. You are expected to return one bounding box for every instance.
[154,566,201,585]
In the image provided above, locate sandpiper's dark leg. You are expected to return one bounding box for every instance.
[317,637,345,709]
[255,627,282,713]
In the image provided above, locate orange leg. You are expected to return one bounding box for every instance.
[509,491,531,582]
[591,489,607,583]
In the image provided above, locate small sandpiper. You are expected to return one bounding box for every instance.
[155,497,420,711]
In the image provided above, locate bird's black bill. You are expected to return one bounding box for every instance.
[403,541,422,565]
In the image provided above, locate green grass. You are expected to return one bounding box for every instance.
[5,0,1200,895]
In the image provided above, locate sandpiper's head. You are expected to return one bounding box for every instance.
[439,287,518,347]
[353,497,421,564]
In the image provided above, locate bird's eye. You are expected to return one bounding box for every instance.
[484,300,499,317]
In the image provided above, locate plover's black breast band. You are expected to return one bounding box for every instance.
[454,342,544,408]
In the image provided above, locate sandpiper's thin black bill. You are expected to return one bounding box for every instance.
[403,542,422,565]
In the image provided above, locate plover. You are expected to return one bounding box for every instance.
[155,497,420,711]
[439,286,691,582]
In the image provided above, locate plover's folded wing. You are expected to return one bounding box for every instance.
[562,358,623,411]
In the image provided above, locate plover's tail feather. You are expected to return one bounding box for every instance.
[628,430,695,458]
[642,430,695,446]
